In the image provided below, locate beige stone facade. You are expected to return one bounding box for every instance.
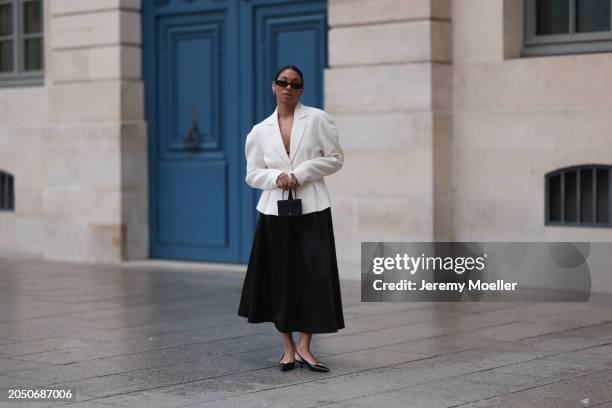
[0,0,147,263]
[1,0,611,289]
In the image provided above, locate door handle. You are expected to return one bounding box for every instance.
[184,108,200,151]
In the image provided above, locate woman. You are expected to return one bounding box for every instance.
[237,65,345,373]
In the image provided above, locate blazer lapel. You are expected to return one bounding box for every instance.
[265,102,310,167]
[289,102,310,164]
[266,108,291,167]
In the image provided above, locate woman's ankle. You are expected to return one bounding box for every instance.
[296,345,309,354]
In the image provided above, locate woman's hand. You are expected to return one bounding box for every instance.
[288,174,299,189]
[276,173,291,189]
[276,173,299,189]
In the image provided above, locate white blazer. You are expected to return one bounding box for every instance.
[245,102,344,215]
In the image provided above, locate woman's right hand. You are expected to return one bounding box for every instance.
[276,173,291,189]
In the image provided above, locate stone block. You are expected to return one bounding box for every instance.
[504,16,523,59]
[50,0,139,16]
[0,88,47,126]
[15,217,44,256]
[78,140,122,192]
[120,123,148,191]
[48,81,121,122]
[43,220,123,263]
[125,222,148,260]
[355,196,433,238]
[333,149,433,196]
[120,46,142,79]
[121,188,147,226]
[15,187,43,217]
[87,223,125,262]
[432,21,453,62]
[43,131,80,189]
[120,81,145,120]
[432,63,452,110]
[51,46,139,82]
[453,0,503,21]
[454,54,612,109]
[503,0,523,20]
[329,21,451,66]
[325,64,434,112]
[329,0,450,27]
[454,17,503,63]
[433,112,453,240]
[51,10,139,50]
[44,123,121,187]
[330,111,433,151]
[120,9,142,45]
[0,213,17,249]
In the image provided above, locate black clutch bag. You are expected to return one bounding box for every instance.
[277,188,302,216]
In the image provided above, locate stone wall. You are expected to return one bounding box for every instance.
[0,0,148,263]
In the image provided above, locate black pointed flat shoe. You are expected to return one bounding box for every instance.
[278,352,295,371]
[295,350,330,372]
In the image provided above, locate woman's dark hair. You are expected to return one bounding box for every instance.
[273,64,304,86]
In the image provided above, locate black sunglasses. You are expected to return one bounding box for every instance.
[274,79,303,89]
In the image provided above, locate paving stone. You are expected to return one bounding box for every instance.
[380,334,507,357]
[563,322,612,340]
[492,343,612,379]
[521,309,612,329]
[390,346,546,381]
[511,332,610,353]
[84,332,220,354]
[458,322,567,341]
[51,372,183,398]
[12,347,121,365]
[456,369,612,407]
[338,308,466,335]
[0,338,105,357]
[410,370,557,404]
[297,384,464,408]
[205,366,431,408]
[92,379,270,408]
[0,357,48,374]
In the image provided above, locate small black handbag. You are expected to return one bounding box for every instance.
[277,188,302,216]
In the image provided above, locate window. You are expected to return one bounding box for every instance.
[0,170,14,211]
[0,0,43,87]
[523,0,612,56]
[546,165,611,227]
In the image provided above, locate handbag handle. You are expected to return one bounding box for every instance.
[282,187,297,200]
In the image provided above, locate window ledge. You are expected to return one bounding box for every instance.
[0,75,45,88]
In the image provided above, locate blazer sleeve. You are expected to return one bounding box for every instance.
[291,111,344,185]
[245,128,284,190]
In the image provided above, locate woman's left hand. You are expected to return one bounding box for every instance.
[288,174,299,189]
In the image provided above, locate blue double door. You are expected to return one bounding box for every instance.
[143,0,327,263]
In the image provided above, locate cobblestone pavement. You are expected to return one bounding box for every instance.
[0,256,611,407]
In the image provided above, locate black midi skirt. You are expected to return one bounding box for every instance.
[237,207,345,333]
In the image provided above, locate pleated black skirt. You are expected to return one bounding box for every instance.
[237,207,345,333]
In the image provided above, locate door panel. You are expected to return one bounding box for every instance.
[253,0,327,121]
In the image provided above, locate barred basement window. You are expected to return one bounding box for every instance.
[0,170,14,211]
[546,165,611,227]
